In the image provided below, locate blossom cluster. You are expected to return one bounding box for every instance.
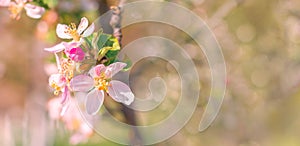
[0,0,45,20]
[45,17,134,144]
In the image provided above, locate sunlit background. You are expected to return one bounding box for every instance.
[1,0,300,145]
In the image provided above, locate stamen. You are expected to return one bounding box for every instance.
[94,77,109,92]
[66,23,81,41]
[51,82,61,96]
[59,60,74,83]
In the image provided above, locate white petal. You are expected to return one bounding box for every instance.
[56,24,73,39]
[44,42,65,53]
[82,23,95,37]
[70,75,94,92]
[48,73,66,88]
[15,0,25,4]
[108,80,134,105]
[0,0,11,6]
[54,53,61,71]
[105,62,127,78]
[77,17,89,35]
[24,4,45,19]
[85,89,104,115]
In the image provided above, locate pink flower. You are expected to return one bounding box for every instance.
[48,73,67,96]
[70,62,135,115]
[44,41,85,62]
[69,123,93,145]
[56,17,95,42]
[48,73,71,113]
[0,0,45,20]
[47,97,93,144]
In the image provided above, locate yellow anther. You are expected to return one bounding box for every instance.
[66,23,81,41]
[59,60,74,83]
[94,77,109,92]
[51,82,61,96]
[54,90,59,96]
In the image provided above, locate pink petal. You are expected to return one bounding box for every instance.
[62,41,80,52]
[61,86,70,104]
[85,89,104,115]
[47,98,62,120]
[0,0,11,6]
[82,23,95,37]
[89,64,106,77]
[79,123,93,136]
[77,17,89,35]
[56,24,73,39]
[60,101,70,116]
[24,4,45,19]
[107,80,134,105]
[105,62,127,78]
[44,42,65,53]
[69,133,88,145]
[70,75,94,92]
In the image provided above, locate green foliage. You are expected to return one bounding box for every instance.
[42,0,58,8]
[80,30,130,67]
[31,0,51,9]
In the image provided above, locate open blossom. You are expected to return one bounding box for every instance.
[45,41,84,114]
[48,73,66,96]
[48,73,71,112]
[46,47,77,112]
[70,62,134,115]
[0,0,45,20]
[47,98,93,144]
[47,62,73,116]
[56,17,95,42]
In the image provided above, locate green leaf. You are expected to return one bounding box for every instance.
[82,35,93,51]
[94,32,112,51]
[43,0,58,8]
[31,0,50,9]
[104,50,120,66]
[109,37,121,51]
[97,47,111,61]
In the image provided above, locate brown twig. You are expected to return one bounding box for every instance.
[110,5,123,46]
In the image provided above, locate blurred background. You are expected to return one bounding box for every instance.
[1,0,300,145]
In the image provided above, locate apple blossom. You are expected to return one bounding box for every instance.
[70,62,134,115]
[47,97,93,144]
[56,17,95,42]
[0,0,45,20]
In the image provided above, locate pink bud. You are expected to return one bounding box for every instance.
[69,47,85,62]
